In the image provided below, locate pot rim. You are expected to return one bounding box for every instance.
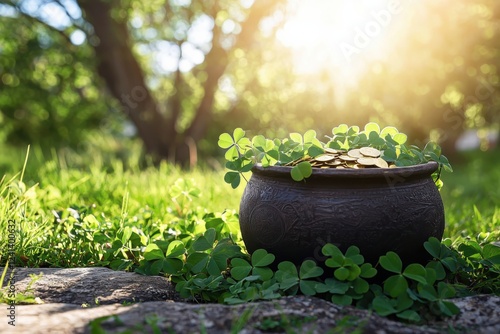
[252,161,439,179]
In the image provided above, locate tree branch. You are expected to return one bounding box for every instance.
[166,42,184,135]
[78,0,171,157]
[52,0,78,21]
[185,0,286,142]
[4,0,74,45]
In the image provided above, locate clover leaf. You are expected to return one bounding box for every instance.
[403,264,428,284]
[218,128,251,161]
[384,275,408,298]
[290,161,312,181]
[230,258,252,281]
[364,122,380,135]
[300,260,324,279]
[220,123,452,187]
[251,249,275,267]
[380,251,403,274]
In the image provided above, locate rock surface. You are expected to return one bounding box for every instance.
[1,267,499,334]
[3,267,180,305]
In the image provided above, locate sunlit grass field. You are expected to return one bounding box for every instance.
[0,143,498,269]
[440,149,500,239]
[0,143,243,269]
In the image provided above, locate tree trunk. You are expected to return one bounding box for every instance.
[78,0,175,161]
[78,0,284,166]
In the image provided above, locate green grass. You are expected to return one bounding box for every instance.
[0,144,243,269]
[0,144,499,315]
[0,142,499,330]
[0,145,498,269]
[440,149,500,240]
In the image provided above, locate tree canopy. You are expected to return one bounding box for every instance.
[0,0,498,163]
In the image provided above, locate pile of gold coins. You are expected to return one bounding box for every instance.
[288,147,395,169]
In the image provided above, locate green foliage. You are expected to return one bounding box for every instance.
[218,123,452,189]
[0,10,111,148]
[274,260,324,296]
[0,264,43,305]
[127,223,498,322]
[317,245,375,306]
[1,0,498,165]
[346,1,500,148]
[0,146,498,326]
[425,236,500,295]
[135,235,499,323]
[128,225,500,323]
[439,149,500,239]
[0,146,243,270]
[290,161,312,182]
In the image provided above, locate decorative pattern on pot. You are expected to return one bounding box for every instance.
[239,162,445,266]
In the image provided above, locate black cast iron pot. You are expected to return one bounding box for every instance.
[239,162,445,266]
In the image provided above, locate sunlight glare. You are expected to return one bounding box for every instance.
[277,0,414,89]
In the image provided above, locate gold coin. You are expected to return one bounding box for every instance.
[315,154,336,162]
[327,160,342,166]
[339,155,358,161]
[359,147,381,158]
[357,157,378,166]
[324,148,340,154]
[287,157,306,166]
[375,158,389,168]
[347,149,363,158]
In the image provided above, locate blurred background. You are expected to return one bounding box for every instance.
[0,0,498,170]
